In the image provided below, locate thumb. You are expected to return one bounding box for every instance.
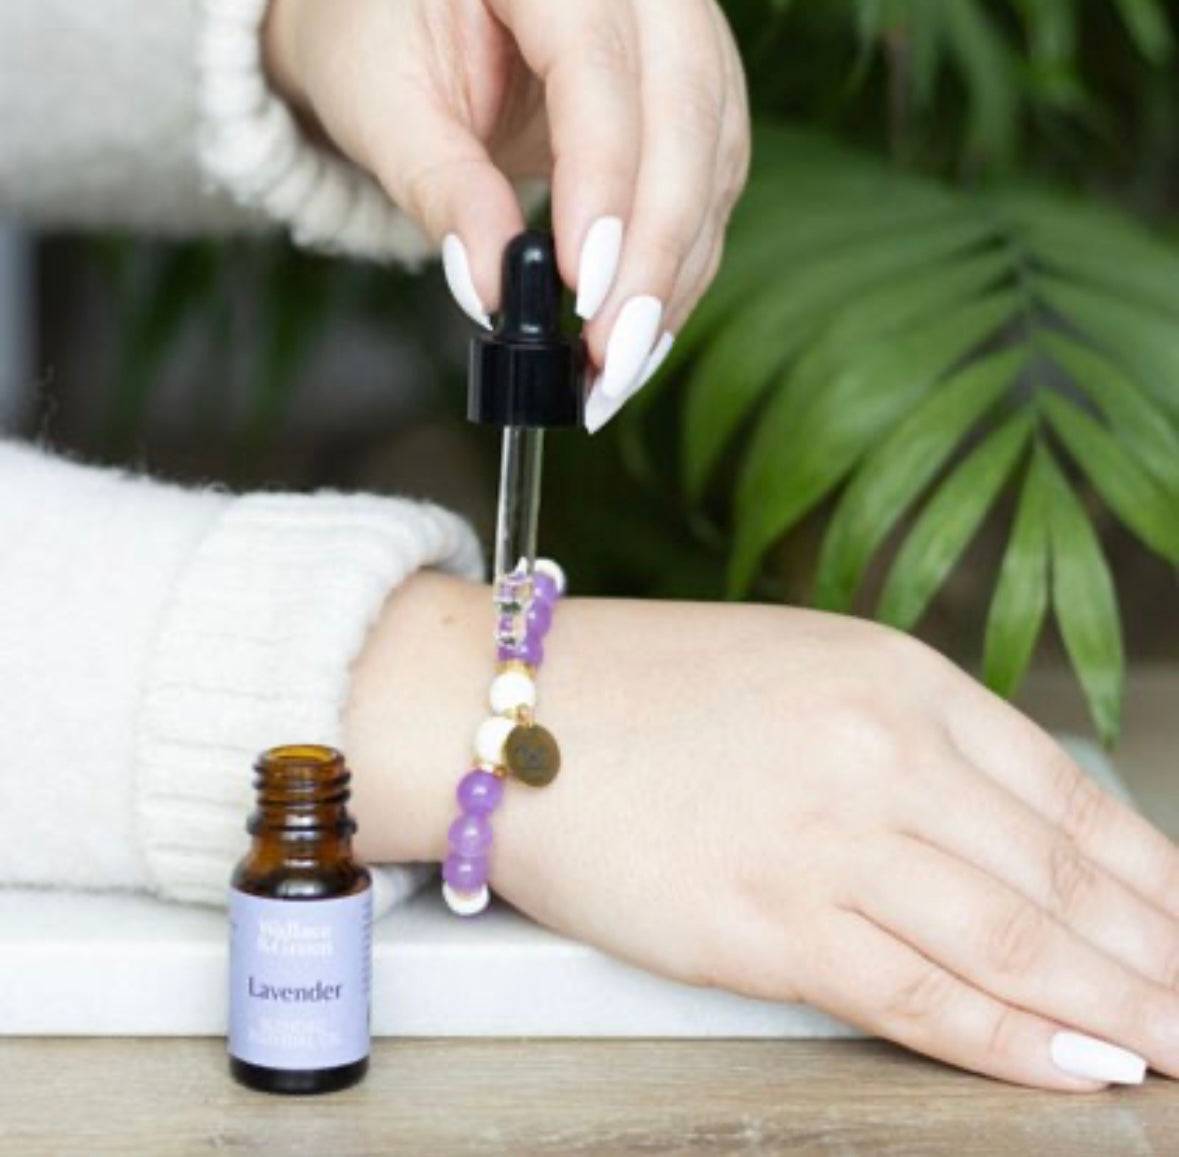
[371,111,526,322]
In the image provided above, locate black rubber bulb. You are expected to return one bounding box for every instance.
[467,230,586,429]
[498,231,562,341]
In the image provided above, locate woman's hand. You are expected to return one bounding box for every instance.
[348,575,1179,1091]
[264,0,750,428]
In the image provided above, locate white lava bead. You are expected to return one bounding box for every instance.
[535,557,567,595]
[443,882,490,917]
[489,670,537,714]
[474,715,516,766]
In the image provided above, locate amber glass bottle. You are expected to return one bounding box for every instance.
[228,745,372,1095]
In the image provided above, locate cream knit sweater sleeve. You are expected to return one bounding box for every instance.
[0,0,432,259]
[0,441,483,904]
[0,3,486,903]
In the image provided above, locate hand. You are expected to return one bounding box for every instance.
[264,0,751,427]
[347,575,1179,1090]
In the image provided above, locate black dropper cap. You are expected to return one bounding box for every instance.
[467,230,586,428]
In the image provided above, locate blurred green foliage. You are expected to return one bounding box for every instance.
[622,0,1179,743]
[96,0,1178,741]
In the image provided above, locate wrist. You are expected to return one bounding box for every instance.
[344,571,493,865]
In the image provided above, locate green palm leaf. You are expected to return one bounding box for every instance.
[1040,449,1126,744]
[1109,0,1174,63]
[877,411,1034,630]
[940,0,1021,163]
[983,447,1052,699]
[651,125,1179,739]
[1039,392,1179,565]
[815,346,1027,611]
[729,291,1019,594]
[1038,332,1179,499]
[683,240,1009,498]
[1037,277,1179,421]
[1001,191,1179,315]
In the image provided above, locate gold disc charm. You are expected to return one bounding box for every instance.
[504,723,561,787]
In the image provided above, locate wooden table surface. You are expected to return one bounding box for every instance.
[5,1037,1179,1156]
[3,667,1176,1157]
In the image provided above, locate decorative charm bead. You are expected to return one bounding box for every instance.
[489,669,537,714]
[504,722,561,787]
[442,882,490,917]
[474,715,516,765]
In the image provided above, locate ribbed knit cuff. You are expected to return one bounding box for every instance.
[196,0,433,262]
[134,491,483,905]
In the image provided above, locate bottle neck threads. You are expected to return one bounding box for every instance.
[248,745,357,843]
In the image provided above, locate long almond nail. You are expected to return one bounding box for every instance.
[601,296,663,399]
[442,234,492,330]
[575,216,624,321]
[1050,1031,1146,1084]
[637,331,675,388]
[584,374,625,435]
[585,331,677,434]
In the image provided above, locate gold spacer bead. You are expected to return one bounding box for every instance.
[496,659,537,678]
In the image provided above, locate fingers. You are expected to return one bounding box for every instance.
[623,0,748,340]
[488,0,642,313]
[495,0,748,409]
[665,219,724,334]
[947,688,1179,924]
[907,746,1179,994]
[579,0,728,394]
[583,229,720,433]
[804,911,1129,1090]
[852,835,1179,1079]
[369,106,526,322]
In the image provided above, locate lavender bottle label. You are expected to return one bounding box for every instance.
[229,888,372,1070]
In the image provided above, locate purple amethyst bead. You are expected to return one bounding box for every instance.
[497,634,544,667]
[532,571,559,605]
[526,597,553,637]
[457,769,505,815]
[443,853,489,891]
[448,812,494,858]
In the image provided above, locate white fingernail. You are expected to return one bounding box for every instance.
[442,234,492,330]
[601,296,663,399]
[575,216,624,321]
[583,374,625,434]
[1050,1031,1146,1085]
[584,331,676,434]
[637,331,675,387]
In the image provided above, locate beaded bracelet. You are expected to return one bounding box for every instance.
[441,558,566,916]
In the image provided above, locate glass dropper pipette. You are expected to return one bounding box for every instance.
[491,426,544,650]
[467,230,586,644]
